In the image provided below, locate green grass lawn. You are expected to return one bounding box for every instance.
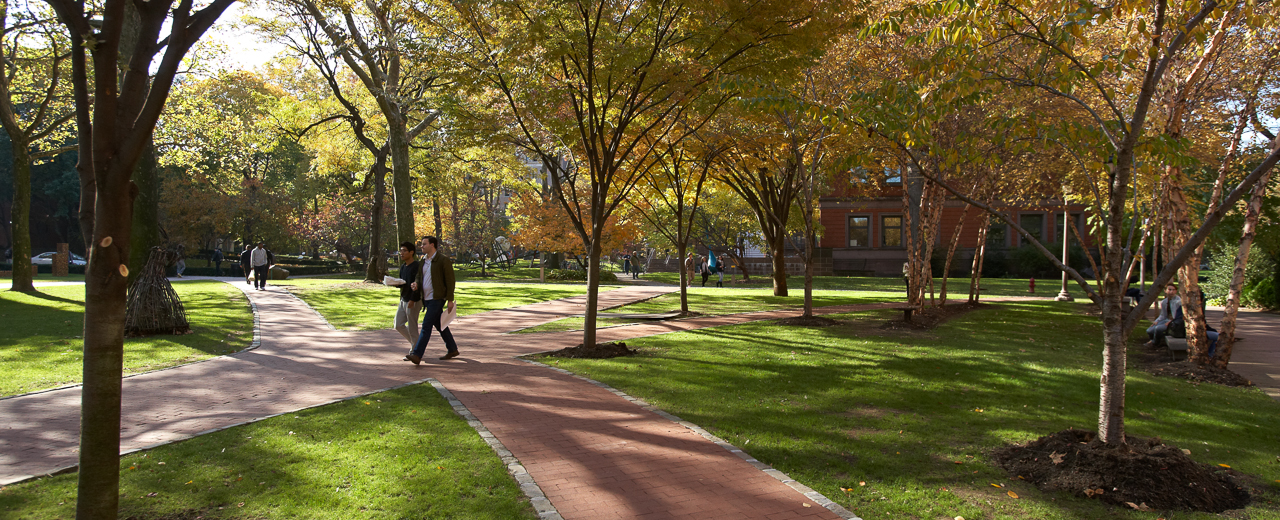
[0,382,537,520]
[0,281,254,397]
[513,287,904,333]
[275,281,602,331]
[532,301,1280,519]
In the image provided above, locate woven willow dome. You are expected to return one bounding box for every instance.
[125,247,191,337]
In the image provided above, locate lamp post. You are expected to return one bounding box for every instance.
[1056,209,1074,302]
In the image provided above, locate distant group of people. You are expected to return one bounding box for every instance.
[620,251,645,279]
[683,251,725,288]
[1145,282,1220,356]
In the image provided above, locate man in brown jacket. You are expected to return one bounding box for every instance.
[405,236,458,364]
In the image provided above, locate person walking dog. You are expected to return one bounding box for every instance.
[393,241,423,346]
[405,236,459,364]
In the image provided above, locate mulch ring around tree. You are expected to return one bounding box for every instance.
[879,301,989,331]
[994,429,1251,513]
[1135,343,1255,387]
[546,341,637,359]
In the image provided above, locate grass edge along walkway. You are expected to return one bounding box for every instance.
[0,378,539,520]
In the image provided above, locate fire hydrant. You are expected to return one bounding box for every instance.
[1029,277,1036,293]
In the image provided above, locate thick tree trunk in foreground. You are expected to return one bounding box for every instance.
[8,143,34,292]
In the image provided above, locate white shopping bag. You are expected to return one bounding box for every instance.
[383,275,406,286]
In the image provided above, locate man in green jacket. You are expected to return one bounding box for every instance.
[405,236,459,364]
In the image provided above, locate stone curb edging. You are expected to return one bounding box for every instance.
[425,379,564,520]
[517,358,862,520]
[0,375,437,487]
[0,282,264,403]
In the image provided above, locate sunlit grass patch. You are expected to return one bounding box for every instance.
[0,281,253,397]
[0,383,536,519]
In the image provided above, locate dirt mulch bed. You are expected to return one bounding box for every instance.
[1134,343,1255,387]
[994,429,1250,513]
[879,302,989,331]
[776,315,842,327]
[1145,361,1254,387]
[546,341,636,359]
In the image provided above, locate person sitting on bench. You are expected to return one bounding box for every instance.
[1145,283,1180,347]
[1166,290,1220,357]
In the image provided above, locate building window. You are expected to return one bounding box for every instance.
[1019,213,1045,245]
[848,215,870,247]
[987,223,1008,249]
[884,168,903,186]
[882,215,903,247]
[1054,212,1085,245]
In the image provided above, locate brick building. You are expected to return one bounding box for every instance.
[818,173,1092,277]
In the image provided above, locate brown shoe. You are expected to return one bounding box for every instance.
[439,351,459,360]
[403,354,422,365]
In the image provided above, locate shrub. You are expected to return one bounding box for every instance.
[1202,244,1275,307]
[1244,279,1276,310]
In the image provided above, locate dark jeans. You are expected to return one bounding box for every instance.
[253,265,269,289]
[410,299,457,357]
[214,261,222,276]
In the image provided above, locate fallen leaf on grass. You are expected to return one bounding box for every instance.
[1050,451,1064,464]
[953,461,963,464]
[156,462,165,465]
[1007,491,1018,498]
[973,408,984,413]
[145,492,158,498]
[238,502,245,507]
[990,483,1003,488]
[1181,449,1192,455]
[859,481,866,486]
[1083,488,1105,497]
[1126,502,1151,511]
[1217,464,1231,468]
[184,480,193,485]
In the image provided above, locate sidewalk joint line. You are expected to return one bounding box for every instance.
[425,378,564,520]
[515,357,862,520]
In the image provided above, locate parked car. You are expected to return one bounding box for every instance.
[31,251,87,266]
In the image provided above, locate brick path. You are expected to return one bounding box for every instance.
[2,282,891,519]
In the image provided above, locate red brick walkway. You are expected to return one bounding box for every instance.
[3,283,887,519]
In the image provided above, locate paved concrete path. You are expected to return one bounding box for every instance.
[3,282,899,519]
[1204,306,1280,399]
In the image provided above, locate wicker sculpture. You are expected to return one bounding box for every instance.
[125,246,191,337]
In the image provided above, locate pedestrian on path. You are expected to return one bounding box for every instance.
[700,256,710,287]
[251,243,272,290]
[684,252,697,287]
[212,247,224,276]
[622,253,630,276]
[240,244,253,285]
[393,241,423,346]
[406,236,459,364]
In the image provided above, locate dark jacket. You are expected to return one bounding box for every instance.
[416,253,456,302]
[398,259,423,302]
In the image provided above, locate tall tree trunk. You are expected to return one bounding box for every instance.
[364,153,388,282]
[1166,169,1210,362]
[583,239,602,347]
[802,234,814,317]
[1097,288,1127,444]
[677,241,688,313]
[1216,167,1272,368]
[970,216,988,303]
[432,197,442,238]
[8,142,34,292]
[769,233,788,297]
[77,166,136,520]
[387,115,415,246]
[127,141,159,285]
[940,204,971,305]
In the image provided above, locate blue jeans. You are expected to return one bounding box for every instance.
[410,299,457,358]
